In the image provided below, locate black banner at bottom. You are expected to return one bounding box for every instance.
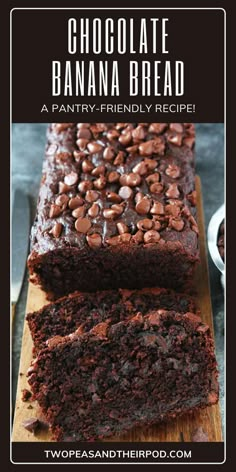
[11,441,225,464]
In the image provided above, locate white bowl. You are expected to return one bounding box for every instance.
[207,204,225,288]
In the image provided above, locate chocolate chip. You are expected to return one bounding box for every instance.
[58,182,70,194]
[150,202,164,214]
[117,222,129,234]
[78,180,93,194]
[169,217,184,231]
[86,233,102,248]
[127,173,142,187]
[183,136,195,148]
[103,208,120,219]
[46,335,65,348]
[75,217,91,233]
[22,418,40,434]
[103,147,115,161]
[93,176,107,190]
[139,140,153,156]
[55,194,69,207]
[73,150,86,163]
[152,138,165,155]
[91,123,107,135]
[148,123,167,134]
[107,192,122,203]
[87,141,103,154]
[137,219,153,231]
[165,165,180,179]
[119,131,132,146]
[85,190,99,203]
[167,133,182,147]
[49,204,62,218]
[91,165,106,177]
[113,151,125,165]
[120,233,132,243]
[135,197,151,214]
[119,186,133,199]
[132,161,149,176]
[196,324,209,333]
[72,206,86,218]
[64,171,78,186]
[119,174,129,186]
[144,158,158,170]
[115,123,128,130]
[145,173,160,185]
[168,199,183,207]
[106,235,121,245]
[126,144,139,153]
[50,222,63,238]
[185,123,195,134]
[132,230,144,244]
[165,204,180,217]
[111,204,124,215]
[135,192,144,203]
[107,129,120,141]
[77,128,92,140]
[76,138,89,151]
[82,160,94,173]
[144,230,160,243]
[152,219,161,230]
[165,183,180,199]
[107,171,120,183]
[132,125,146,142]
[150,183,164,194]
[169,123,184,134]
[88,203,100,217]
[68,195,84,209]
[55,152,72,162]
[148,312,162,325]
[187,190,197,206]
[77,123,90,128]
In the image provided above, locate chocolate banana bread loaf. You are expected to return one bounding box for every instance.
[28,123,199,299]
[26,287,198,353]
[27,310,218,442]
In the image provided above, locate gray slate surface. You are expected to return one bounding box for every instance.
[11,123,225,434]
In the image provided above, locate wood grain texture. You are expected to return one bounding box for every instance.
[12,176,223,443]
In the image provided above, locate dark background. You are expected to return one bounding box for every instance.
[11,9,224,122]
[11,123,225,433]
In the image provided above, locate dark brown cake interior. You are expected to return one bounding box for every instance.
[28,311,218,442]
[27,287,198,352]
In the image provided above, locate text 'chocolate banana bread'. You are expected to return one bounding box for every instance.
[27,311,218,442]
[26,287,198,353]
[28,123,199,299]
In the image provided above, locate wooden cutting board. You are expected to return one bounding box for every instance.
[12,176,223,442]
